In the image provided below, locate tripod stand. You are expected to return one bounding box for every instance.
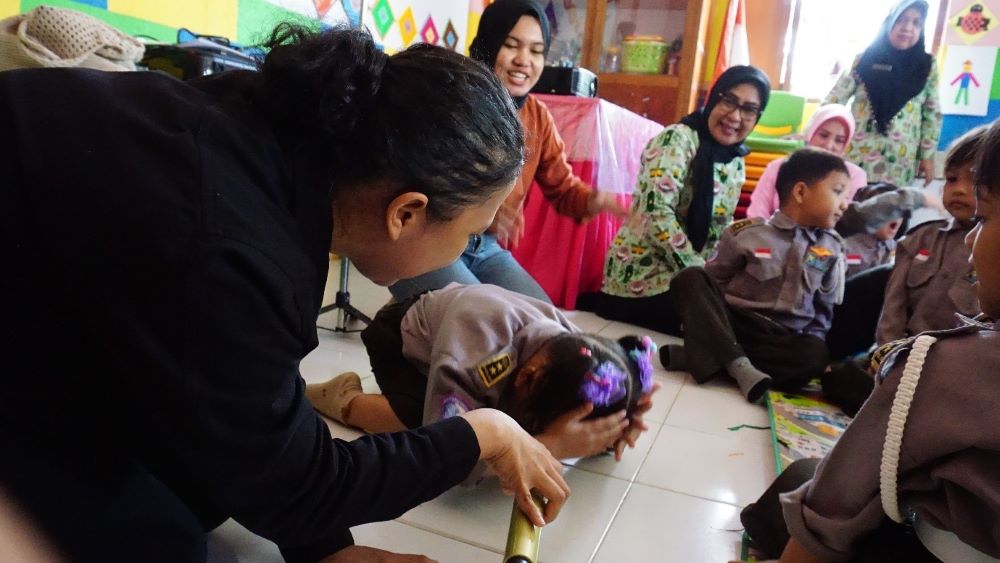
[319,256,372,332]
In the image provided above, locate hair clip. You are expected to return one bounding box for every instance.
[580,361,628,406]
[629,336,657,394]
[579,347,592,357]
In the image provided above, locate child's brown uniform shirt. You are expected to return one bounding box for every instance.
[781,319,1000,560]
[399,283,578,425]
[876,218,979,345]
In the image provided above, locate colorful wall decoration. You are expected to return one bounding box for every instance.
[361,0,469,54]
[3,0,483,53]
[939,0,1000,148]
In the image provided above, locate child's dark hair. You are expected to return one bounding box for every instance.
[776,147,850,205]
[975,120,1000,197]
[948,124,990,174]
[253,24,524,220]
[516,333,654,435]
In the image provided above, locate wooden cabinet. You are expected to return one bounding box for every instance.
[576,0,711,124]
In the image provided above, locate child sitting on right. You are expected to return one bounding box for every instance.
[875,125,985,346]
[740,117,1000,563]
[659,148,849,402]
[306,283,658,461]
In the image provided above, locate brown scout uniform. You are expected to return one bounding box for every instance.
[781,318,1000,561]
[875,218,979,345]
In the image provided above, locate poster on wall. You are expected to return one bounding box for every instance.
[940,44,998,115]
[265,0,362,27]
[947,1,1000,46]
[362,0,468,54]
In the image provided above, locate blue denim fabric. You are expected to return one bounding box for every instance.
[388,234,551,303]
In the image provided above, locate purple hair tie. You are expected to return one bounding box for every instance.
[629,336,657,394]
[580,361,628,406]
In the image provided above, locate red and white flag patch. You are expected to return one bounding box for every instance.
[846,254,863,265]
[915,249,931,262]
[753,248,772,259]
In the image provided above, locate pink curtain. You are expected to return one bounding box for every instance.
[510,94,662,309]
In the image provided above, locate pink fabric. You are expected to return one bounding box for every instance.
[510,95,662,308]
[747,104,867,220]
[802,103,857,145]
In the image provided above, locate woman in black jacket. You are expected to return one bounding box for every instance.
[0,26,567,563]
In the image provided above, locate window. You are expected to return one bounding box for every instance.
[780,0,941,100]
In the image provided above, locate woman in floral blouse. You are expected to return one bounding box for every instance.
[825,0,941,186]
[577,65,771,334]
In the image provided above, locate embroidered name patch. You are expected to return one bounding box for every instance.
[805,246,834,272]
[728,218,758,236]
[915,249,931,262]
[476,352,513,388]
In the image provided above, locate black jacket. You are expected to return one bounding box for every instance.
[0,68,479,561]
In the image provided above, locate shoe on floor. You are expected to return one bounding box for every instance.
[305,371,363,424]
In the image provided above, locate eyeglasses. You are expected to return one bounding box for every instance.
[715,93,761,122]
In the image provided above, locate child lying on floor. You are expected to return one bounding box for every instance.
[741,117,1000,563]
[307,283,659,461]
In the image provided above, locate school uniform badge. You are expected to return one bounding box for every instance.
[440,393,471,419]
[727,217,759,236]
[476,352,513,388]
[805,246,834,272]
[846,253,863,265]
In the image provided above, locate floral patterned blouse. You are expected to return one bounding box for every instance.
[602,123,745,297]
[824,57,942,186]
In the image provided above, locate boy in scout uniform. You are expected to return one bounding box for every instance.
[875,126,985,345]
[659,148,849,402]
[742,117,1000,563]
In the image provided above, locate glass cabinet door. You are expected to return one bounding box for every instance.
[600,0,686,75]
[543,0,590,66]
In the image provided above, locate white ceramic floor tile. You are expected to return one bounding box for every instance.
[592,484,744,563]
[597,321,684,346]
[299,345,373,383]
[206,519,281,563]
[562,309,612,333]
[352,520,499,563]
[643,370,688,424]
[563,422,663,482]
[664,379,769,438]
[398,468,629,563]
[314,327,369,355]
[636,425,775,507]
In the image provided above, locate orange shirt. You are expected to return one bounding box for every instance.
[495,94,594,227]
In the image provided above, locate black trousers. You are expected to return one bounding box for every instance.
[576,289,683,336]
[360,295,429,429]
[670,268,829,389]
[826,264,893,360]
[0,424,208,563]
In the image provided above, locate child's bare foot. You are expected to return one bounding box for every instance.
[306,372,363,424]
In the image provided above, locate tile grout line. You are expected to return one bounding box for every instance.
[584,420,667,563]
[393,518,504,555]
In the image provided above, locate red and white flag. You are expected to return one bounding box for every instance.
[713,0,750,82]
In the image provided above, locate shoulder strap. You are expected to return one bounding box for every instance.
[879,334,938,523]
